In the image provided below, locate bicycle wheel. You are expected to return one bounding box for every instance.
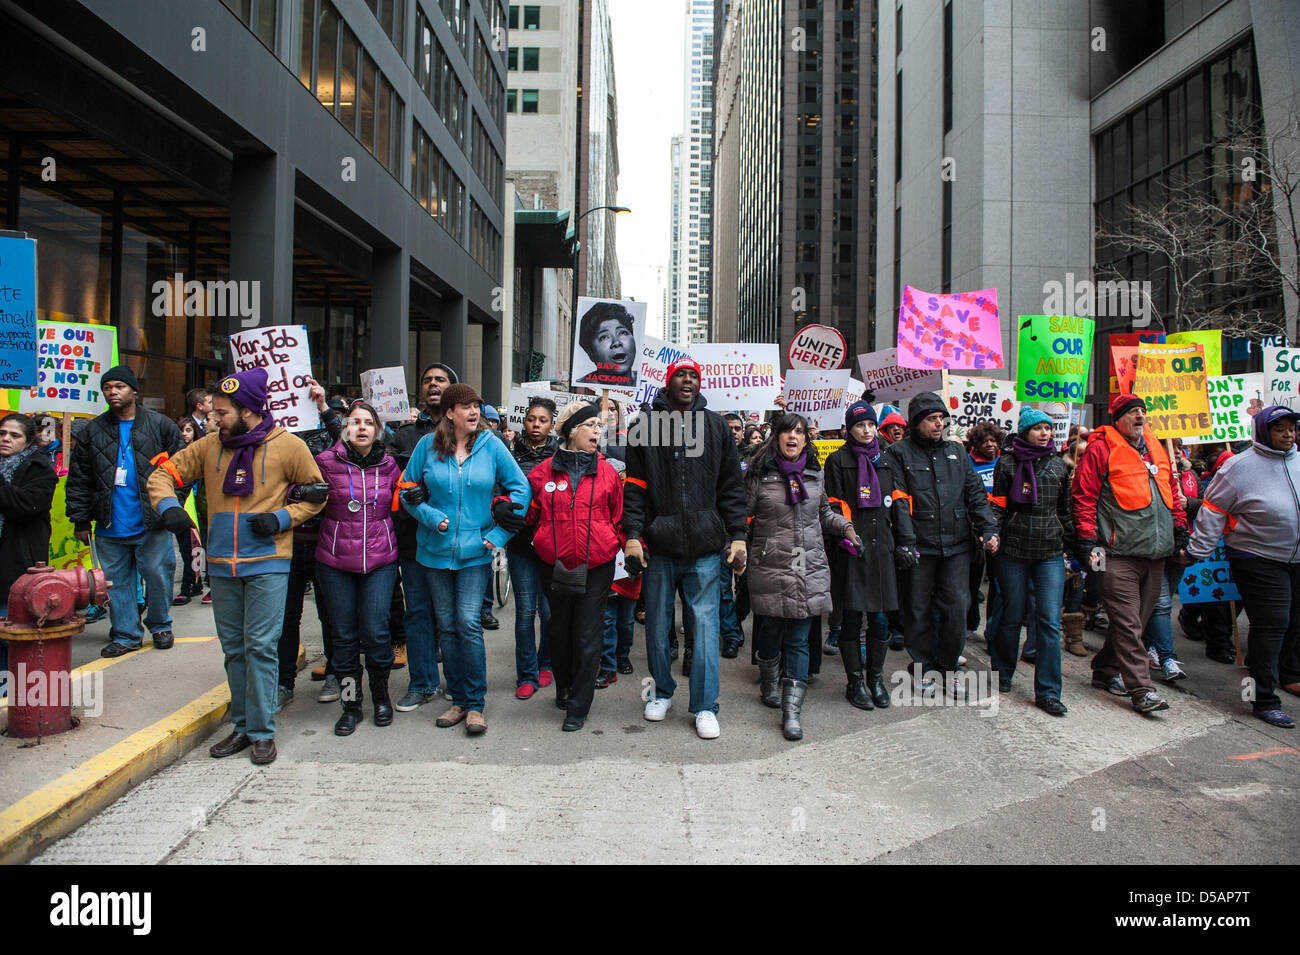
[495,558,511,607]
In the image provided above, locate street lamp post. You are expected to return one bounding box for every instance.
[569,205,631,385]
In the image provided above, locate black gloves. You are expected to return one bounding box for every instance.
[491,498,527,533]
[288,482,330,504]
[248,513,281,537]
[1174,525,1190,553]
[1076,539,1104,570]
[400,484,428,507]
[160,507,195,535]
[893,545,920,570]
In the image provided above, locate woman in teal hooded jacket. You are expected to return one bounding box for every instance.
[401,383,530,736]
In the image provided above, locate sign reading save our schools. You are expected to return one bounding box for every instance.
[1132,341,1211,439]
[1262,346,1300,408]
[945,373,1020,440]
[228,324,320,431]
[1178,538,1241,604]
[896,285,1003,370]
[1015,315,1094,402]
[0,235,39,388]
[19,321,119,416]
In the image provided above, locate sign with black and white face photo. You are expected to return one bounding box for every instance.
[572,297,647,395]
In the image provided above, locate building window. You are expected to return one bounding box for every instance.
[523,4,540,29]
[364,0,405,54]
[221,0,276,50]
[508,4,518,29]
[521,47,540,71]
[894,70,902,182]
[941,178,953,292]
[506,89,517,112]
[521,89,539,113]
[507,47,518,70]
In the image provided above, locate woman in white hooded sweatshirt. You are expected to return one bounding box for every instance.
[1183,405,1300,728]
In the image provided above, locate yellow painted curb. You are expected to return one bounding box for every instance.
[0,682,230,865]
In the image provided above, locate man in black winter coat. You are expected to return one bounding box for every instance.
[67,365,184,657]
[885,391,999,692]
[623,359,747,739]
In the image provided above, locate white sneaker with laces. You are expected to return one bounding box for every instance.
[1161,658,1186,682]
[695,710,720,739]
[644,697,672,721]
[1147,646,1161,668]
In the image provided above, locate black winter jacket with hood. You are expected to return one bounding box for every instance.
[66,406,184,534]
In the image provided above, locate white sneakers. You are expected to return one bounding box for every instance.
[643,698,720,739]
[644,697,672,721]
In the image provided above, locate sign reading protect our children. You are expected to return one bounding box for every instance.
[19,321,119,416]
[896,285,1003,370]
[228,324,320,431]
[782,369,853,430]
[0,235,39,388]
[1015,315,1094,402]
[691,343,781,411]
[856,347,944,402]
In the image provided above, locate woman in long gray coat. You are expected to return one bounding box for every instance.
[746,413,858,740]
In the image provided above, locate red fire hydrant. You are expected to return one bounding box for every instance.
[1,563,110,738]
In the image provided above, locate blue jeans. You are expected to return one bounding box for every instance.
[426,562,493,711]
[210,572,290,740]
[644,552,721,714]
[719,554,743,644]
[508,541,551,686]
[1143,564,1181,663]
[317,562,398,682]
[993,555,1065,701]
[401,557,441,694]
[602,593,636,670]
[753,615,812,681]
[97,528,176,647]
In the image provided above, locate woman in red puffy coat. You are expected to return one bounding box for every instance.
[525,400,625,732]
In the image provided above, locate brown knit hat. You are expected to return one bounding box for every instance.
[438,382,482,412]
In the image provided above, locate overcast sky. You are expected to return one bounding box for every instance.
[609,0,685,338]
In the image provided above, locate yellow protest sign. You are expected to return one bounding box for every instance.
[813,440,844,467]
[1133,342,1211,439]
[1166,330,1222,377]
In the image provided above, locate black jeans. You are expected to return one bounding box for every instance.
[279,536,335,688]
[542,560,615,718]
[1227,556,1300,711]
[905,550,972,674]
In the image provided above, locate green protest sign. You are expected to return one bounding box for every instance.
[1016,315,1094,404]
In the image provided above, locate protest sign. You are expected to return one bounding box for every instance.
[19,321,118,416]
[788,324,847,369]
[1166,330,1222,377]
[856,347,944,402]
[1133,342,1211,439]
[0,235,39,388]
[572,297,647,393]
[228,324,320,431]
[1030,400,1073,446]
[1108,331,1164,395]
[896,285,1003,370]
[632,335,692,405]
[47,477,90,571]
[504,386,632,430]
[945,373,1020,440]
[360,366,411,422]
[692,343,781,410]
[813,440,844,468]
[1015,315,1094,402]
[1184,373,1268,444]
[782,369,852,431]
[846,377,865,402]
[1262,346,1300,407]
[1178,538,1241,604]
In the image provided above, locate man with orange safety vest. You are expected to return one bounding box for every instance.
[1072,392,1189,714]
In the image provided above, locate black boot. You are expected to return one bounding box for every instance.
[865,639,891,708]
[757,655,781,708]
[335,671,364,736]
[781,678,807,741]
[369,668,393,727]
[840,639,873,710]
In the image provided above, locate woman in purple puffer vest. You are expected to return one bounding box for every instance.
[315,401,403,737]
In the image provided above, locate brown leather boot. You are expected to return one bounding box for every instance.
[1061,612,1088,657]
[466,710,487,735]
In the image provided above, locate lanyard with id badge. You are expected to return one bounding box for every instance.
[116,434,131,487]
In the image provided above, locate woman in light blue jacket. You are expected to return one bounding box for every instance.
[401,383,530,736]
[1184,405,1300,728]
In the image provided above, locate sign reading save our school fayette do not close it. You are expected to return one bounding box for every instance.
[787,324,847,370]
[897,286,1003,370]
[19,321,118,416]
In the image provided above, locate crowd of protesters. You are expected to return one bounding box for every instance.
[2,355,1296,761]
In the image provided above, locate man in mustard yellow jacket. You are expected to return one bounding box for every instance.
[149,367,325,765]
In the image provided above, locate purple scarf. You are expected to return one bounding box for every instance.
[220,414,277,495]
[846,434,882,509]
[774,451,809,504]
[1009,434,1056,504]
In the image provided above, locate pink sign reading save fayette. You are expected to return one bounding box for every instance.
[896,285,1003,370]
